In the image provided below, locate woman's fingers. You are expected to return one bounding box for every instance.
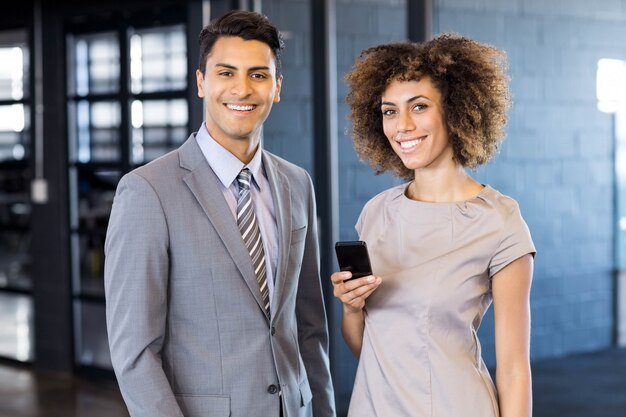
[331,271,352,284]
[331,273,381,310]
[342,276,380,301]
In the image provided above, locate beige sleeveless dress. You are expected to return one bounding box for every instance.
[348,184,535,417]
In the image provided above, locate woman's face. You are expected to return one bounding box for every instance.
[380,77,453,172]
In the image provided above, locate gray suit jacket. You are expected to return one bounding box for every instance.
[104,134,335,417]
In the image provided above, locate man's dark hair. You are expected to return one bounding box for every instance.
[198,10,284,78]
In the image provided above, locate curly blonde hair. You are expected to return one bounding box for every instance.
[345,33,511,180]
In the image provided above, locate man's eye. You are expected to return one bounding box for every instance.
[251,73,267,79]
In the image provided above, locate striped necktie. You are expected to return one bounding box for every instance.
[236,168,270,317]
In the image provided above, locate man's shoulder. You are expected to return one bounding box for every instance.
[127,149,179,183]
[263,151,311,182]
[130,134,199,181]
[263,150,305,171]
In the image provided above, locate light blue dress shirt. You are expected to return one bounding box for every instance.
[195,123,279,304]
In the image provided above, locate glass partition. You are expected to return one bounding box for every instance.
[67,23,188,370]
[68,100,121,164]
[0,30,29,100]
[130,25,186,94]
[67,32,120,96]
[0,28,33,363]
[130,98,188,163]
[0,292,34,362]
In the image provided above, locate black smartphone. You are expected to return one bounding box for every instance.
[335,240,373,280]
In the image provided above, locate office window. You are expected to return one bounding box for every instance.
[68,100,122,163]
[0,28,33,363]
[68,32,119,96]
[130,25,186,94]
[67,22,188,369]
[0,31,29,162]
[0,292,34,362]
[131,98,188,163]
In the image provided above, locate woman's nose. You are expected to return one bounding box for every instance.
[396,111,415,132]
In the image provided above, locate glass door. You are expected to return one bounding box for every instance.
[66,17,188,370]
[0,28,34,362]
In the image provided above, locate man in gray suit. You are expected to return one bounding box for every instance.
[104,10,335,417]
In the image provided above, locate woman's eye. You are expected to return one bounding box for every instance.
[412,103,427,111]
[382,109,395,116]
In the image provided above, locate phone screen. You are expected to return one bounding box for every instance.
[335,240,373,280]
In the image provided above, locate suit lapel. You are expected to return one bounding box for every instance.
[262,152,291,319]
[179,135,269,320]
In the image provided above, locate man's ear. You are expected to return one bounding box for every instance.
[196,69,205,98]
[273,75,283,103]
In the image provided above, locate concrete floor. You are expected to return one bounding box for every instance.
[0,362,128,417]
[533,348,626,417]
[1,348,625,416]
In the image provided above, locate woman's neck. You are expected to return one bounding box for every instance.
[408,164,483,203]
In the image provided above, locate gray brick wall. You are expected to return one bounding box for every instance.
[263,0,625,412]
[335,0,407,411]
[263,1,408,410]
[266,0,410,411]
[435,0,626,366]
[263,0,314,174]
[336,0,406,240]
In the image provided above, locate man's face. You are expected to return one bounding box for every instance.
[196,36,282,152]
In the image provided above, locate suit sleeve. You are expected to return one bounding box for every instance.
[295,173,336,417]
[104,172,184,417]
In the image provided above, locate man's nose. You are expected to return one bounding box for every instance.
[230,75,253,97]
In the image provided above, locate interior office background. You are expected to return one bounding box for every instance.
[0,0,625,414]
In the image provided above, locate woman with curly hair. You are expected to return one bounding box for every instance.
[331,34,535,417]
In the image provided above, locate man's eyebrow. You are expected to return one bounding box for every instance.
[214,63,236,70]
[248,66,271,72]
[213,64,271,72]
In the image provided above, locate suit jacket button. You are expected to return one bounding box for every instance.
[267,384,279,394]
[271,326,276,336]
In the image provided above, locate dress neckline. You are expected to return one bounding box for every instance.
[394,183,492,206]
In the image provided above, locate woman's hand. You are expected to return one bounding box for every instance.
[331,271,382,357]
[331,271,382,313]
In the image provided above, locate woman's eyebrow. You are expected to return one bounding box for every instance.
[381,95,427,106]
